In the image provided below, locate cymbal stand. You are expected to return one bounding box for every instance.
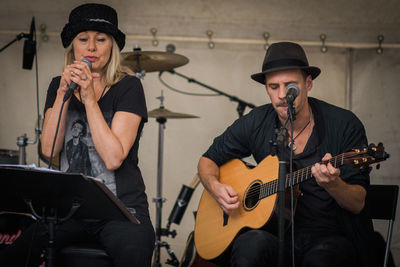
[152,92,179,267]
[162,70,256,117]
[133,45,146,79]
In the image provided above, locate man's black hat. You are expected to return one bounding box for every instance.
[61,3,125,51]
[251,42,321,84]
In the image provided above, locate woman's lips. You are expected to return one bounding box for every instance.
[85,56,97,62]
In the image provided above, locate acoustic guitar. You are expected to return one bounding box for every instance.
[194,143,389,260]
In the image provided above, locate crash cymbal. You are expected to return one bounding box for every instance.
[148,107,199,119]
[121,51,189,72]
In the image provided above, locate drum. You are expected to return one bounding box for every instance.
[0,212,35,250]
[0,149,19,164]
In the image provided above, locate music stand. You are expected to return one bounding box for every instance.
[0,164,139,267]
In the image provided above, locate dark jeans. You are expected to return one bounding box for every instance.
[230,229,357,267]
[0,217,155,267]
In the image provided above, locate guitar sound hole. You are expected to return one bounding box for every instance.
[244,182,261,211]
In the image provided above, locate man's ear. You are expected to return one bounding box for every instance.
[306,75,313,92]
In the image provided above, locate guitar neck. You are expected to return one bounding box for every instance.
[259,153,347,199]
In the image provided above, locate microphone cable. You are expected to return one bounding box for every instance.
[158,71,220,97]
[47,97,68,169]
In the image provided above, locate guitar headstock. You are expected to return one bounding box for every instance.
[343,143,390,168]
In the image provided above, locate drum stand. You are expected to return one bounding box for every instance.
[152,94,179,267]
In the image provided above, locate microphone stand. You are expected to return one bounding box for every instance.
[275,121,288,267]
[165,70,256,117]
[274,99,296,267]
[0,33,30,52]
[287,100,296,267]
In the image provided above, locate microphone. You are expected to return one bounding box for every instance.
[167,174,200,225]
[63,58,92,102]
[286,83,300,104]
[22,17,36,70]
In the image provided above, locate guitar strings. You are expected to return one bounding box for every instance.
[243,153,357,200]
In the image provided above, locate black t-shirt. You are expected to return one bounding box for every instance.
[44,75,150,219]
[283,127,340,233]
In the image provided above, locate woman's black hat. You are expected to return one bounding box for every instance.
[61,3,125,51]
[251,42,321,84]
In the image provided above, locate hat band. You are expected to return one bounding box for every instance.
[263,58,308,71]
[87,18,113,25]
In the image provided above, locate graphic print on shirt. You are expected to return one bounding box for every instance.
[60,110,117,195]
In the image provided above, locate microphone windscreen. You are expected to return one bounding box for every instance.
[286,83,300,96]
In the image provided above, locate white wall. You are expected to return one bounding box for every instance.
[352,48,400,261]
[0,9,399,267]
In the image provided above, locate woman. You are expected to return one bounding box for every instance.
[1,3,155,266]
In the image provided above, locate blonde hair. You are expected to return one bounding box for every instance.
[64,36,132,86]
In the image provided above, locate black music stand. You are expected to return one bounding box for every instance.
[0,164,139,267]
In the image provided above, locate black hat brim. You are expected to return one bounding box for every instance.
[251,65,321,84]
[61,20,125,51]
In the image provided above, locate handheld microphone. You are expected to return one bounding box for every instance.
[286,83,300,104]
[22,17,36,70]
[63,58,92,102]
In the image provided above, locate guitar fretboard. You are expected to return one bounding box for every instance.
[258,153,346,199]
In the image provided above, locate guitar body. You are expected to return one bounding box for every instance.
[194,156,280,260]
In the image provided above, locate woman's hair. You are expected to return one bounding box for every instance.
[64,35,132,86]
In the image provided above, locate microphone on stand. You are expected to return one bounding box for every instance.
[22,17,36,70]
[63,58,92,102]
[285,83,300,104]
[286,83,300,121]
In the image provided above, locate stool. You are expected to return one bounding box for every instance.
[58,243,112,267]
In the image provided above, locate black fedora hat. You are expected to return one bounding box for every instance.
[251,42,321,84]
[61,3,125,51]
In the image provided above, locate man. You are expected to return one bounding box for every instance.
[66,119,92,175]
[198,42,373,267]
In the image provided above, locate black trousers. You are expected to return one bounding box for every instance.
[230,229,357,267]
[0,217,155,267]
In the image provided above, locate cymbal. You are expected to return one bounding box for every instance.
[121,51,189,72]
[148,107,199,119]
